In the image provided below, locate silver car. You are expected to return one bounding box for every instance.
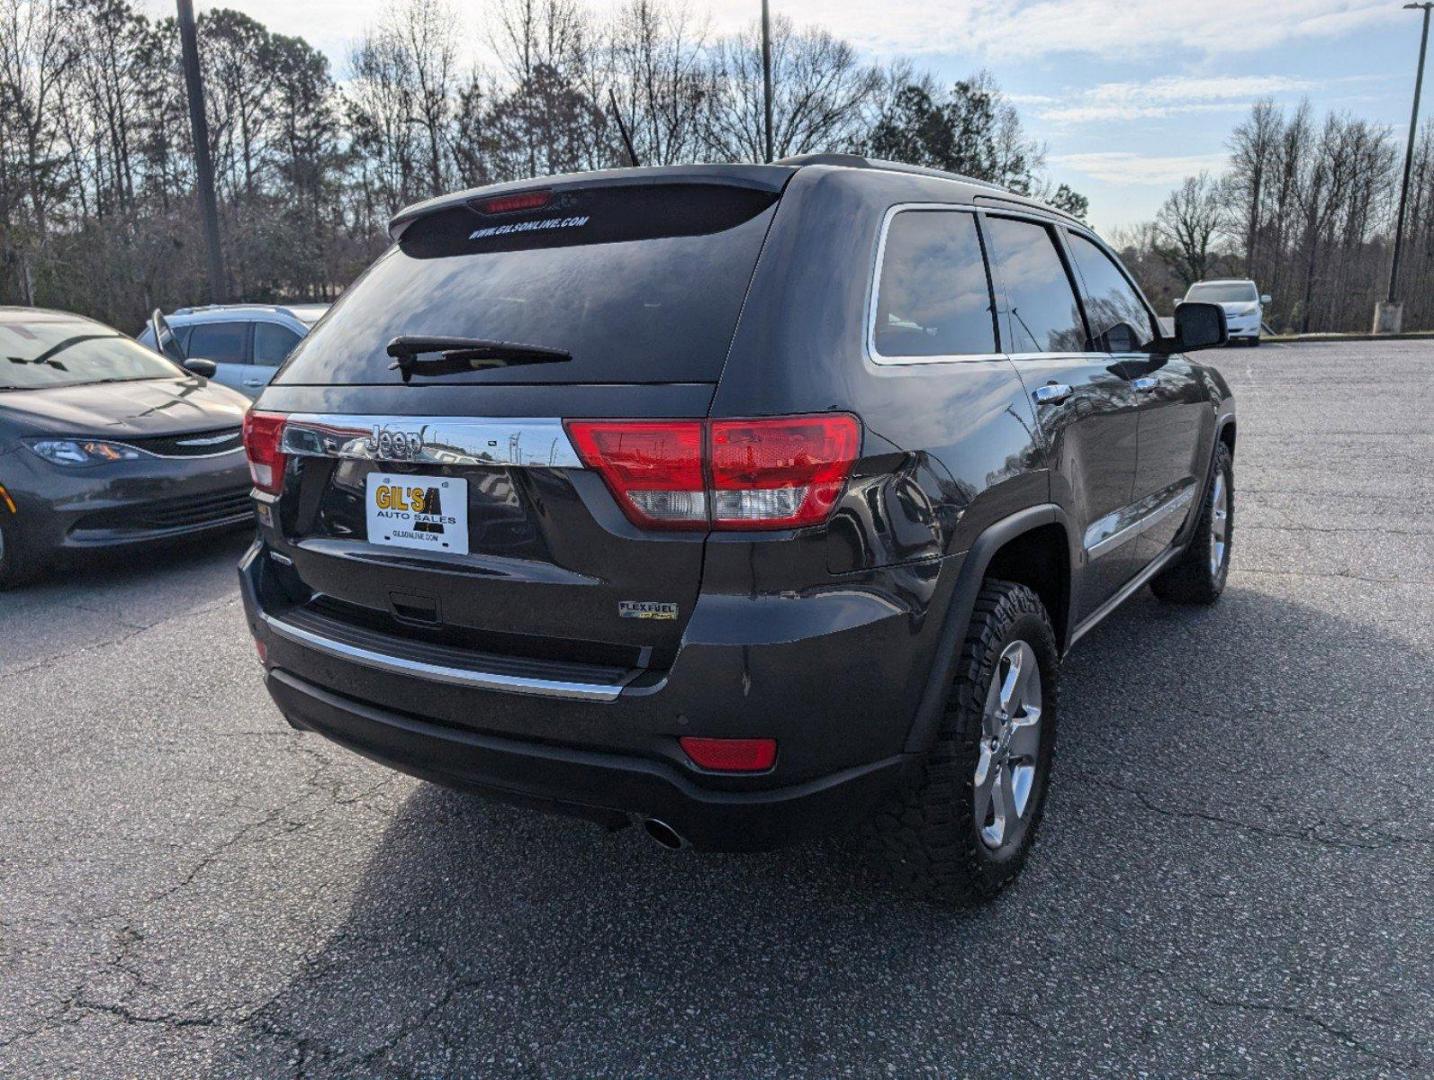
[137,303,328,397]
[1179,280,1269,346]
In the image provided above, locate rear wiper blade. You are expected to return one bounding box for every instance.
[385,336,572,383]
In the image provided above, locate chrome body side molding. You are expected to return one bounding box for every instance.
[1083,482,1197,560]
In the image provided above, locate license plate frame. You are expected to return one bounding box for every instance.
[365,473,469,555]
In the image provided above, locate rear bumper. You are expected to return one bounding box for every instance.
[267,667,905,850]
[240,541,947,850]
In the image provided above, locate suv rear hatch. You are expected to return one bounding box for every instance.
[250,172,789,676]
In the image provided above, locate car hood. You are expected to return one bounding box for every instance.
[0,377,250,439]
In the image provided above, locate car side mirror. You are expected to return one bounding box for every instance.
[182,358,217,378]
[1260,293,1272,305]
[1171,301,1227,352]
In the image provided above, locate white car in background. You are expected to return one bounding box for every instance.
[137,303,328,397]
[1179,280,1269,346]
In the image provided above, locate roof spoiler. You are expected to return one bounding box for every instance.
[387,164,797,241]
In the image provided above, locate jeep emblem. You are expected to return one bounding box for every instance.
[365,425,424,460]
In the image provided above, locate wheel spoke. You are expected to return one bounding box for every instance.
[1008,714,1041,761]
[987,764,1015,844]
[997,651,1022,714]
[973,748,996,824]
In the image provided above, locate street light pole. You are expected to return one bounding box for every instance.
[1376,1,1433,333]
[761,0,774,163]
[177,0,227,304]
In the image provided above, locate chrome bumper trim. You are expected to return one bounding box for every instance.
[259,611,624,702]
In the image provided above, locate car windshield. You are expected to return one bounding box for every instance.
[1187,283,1258,303]
[0,312,179,390]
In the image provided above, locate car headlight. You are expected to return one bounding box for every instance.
[24,439,143,466]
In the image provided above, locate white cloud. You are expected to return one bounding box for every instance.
[1050,151,1230,185]
[188,0,1405,66]
[1030,74,1322,124]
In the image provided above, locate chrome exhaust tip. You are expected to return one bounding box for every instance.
[640,817,688,851]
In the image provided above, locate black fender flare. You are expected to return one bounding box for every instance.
[901,503,1077,756]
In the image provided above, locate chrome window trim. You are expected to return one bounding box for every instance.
[279,414,584,469]
[866,202,1006,367]
[259,610,626,702]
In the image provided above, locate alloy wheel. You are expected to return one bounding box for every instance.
[974,640,1043,851]
[1209,471,1229,578]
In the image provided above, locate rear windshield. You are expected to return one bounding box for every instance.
[1186,282,1257,303]
[275,184,780,386]
[1,313,179,390]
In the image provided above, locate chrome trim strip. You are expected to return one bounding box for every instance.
[279,414,583,468]
[1084,485,1196,560]
[259,611,625,702]
[866,203,1006,367]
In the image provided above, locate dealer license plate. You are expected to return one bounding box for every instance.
[365,473,469,555]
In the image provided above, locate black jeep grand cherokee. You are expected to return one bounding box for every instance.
[240,155,1235,904]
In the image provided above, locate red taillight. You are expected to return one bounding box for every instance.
[565,414,859,531]
[474,189,552,215]
[679,737,777,773]
[710,415,860,528]
[242,409,287,495]
[566,420,706,529]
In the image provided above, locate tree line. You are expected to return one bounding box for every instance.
[0,0,1086,333]
[1120,99,1434,333]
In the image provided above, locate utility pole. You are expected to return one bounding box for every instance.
[761,0,774,163]
[177,0,227,304]
[1376,1,1432,334]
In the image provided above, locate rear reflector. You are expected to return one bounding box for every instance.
[242,410,287,495]
[566,414,859,531]
[679,737,777,773]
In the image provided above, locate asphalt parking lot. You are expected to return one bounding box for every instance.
[2,340,1430,1078]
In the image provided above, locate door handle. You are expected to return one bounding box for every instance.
[243,378,266,387]
[1131,376,1158,392]
[1032,382,1073,405]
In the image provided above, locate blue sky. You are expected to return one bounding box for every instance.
[192,0,1430,234]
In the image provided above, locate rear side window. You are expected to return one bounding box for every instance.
[983,216,1086,354]
[873,210,996,358]
[276,184,780,386]
[1066,232,1157,353]
[253,322,302,366]
[187,322,248,365]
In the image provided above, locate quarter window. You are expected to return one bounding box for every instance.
[982,216,1086,354]
[873,210,996,358]
[1066,232,1157,353]
[253,322,302,366]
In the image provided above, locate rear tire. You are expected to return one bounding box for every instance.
[1150,441,1233,605]
[867,581,1059,907]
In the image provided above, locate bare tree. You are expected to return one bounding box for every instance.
[1154,173,1228,287]
[703,16,880,162]
[605,0,709,166]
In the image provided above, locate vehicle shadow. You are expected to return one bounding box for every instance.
[204,582,1428,1077]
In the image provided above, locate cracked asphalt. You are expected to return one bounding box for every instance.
[2,340,1431,1078]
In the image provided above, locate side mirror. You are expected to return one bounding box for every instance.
[1172,301,1227,352]
[182,358,217,378]
[1260,293,1272,305]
